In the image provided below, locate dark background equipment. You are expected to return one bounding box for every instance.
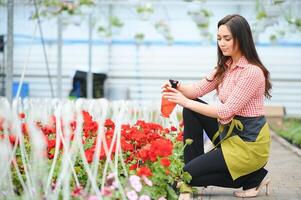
[69,70,107,98]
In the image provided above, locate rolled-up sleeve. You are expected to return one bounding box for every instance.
[191,69,218,98]
[216,66,264,123]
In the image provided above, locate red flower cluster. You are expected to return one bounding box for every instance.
[0,111,184,179]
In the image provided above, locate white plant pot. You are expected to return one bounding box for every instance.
[156,26,168,35]
[138,13,152,21]
[192,14,209,25]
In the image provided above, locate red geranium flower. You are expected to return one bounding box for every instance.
[9,134,17,145]
[129,163,138,170]
[71,186,83,197]
[177,131,183,142]
[137,166,152,177]
[170,126,177,132]
[85,148,94,163]
[19,112,25,119]
[160,157,171,167]
[105,119,115,129]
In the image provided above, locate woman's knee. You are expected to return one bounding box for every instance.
[183,163,193,176]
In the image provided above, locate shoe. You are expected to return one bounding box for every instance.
[178,193,191,200]
[233,178,271,198]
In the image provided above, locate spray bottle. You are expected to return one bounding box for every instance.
[161,79,179,118]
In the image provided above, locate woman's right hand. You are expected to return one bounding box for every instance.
[161,80,181,92]
[161,81,171,93]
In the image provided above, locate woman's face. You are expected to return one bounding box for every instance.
[217,25,240,57]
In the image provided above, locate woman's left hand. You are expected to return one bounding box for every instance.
[163,87,190,108]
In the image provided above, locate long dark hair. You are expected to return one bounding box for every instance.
[214,14,272,98]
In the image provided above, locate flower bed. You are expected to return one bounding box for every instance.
[271,118,301,148]
[0,98,191,200]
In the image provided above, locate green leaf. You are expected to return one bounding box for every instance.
[166,185,178,200]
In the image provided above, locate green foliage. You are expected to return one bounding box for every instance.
[0,0,5,6]
[136,5,154,14]
[272,118,301,147]
[256,10,267,20]
[134,33,145,44]
[109,16,124,28]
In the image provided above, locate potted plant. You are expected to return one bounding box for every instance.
[188,9,212,29]
[79,0,95,14]
[136,3,154,21]
[109,16,124,35]
[0,0,5,6]
[134,33,145,45]
[286,17,301,32]
[30,0,95,26]
[154,20,174,45]
[263,1,283,18]
[97,16,124,39]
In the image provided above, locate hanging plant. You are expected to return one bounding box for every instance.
[295,18,301,31]
[97,16,124,38]
[134,33,145,45]
[165,34,174,45]
[109,16,124,28]
[253,0,288,43]
[188,8,212,41]
[30,0,95,26]
[188,9,212,28]
[286,17,301,32]
[154,20,174,45]
[264,2,283,18]
[155,21,170,35]
[109,16,124,35]
[97,25,110,38]
[272,0,285,4]
[0,0,5,6]
[269,28,285,43]
[136,3,154,21]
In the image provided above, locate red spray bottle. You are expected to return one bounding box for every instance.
[161,79,179,118]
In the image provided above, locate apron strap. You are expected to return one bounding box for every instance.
[211,119,244,148]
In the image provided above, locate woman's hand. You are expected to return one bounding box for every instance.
[161,81,182,93]
[161,81,171,93]
[162,87,190,108]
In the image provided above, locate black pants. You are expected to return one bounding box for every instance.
[182,99,268,190]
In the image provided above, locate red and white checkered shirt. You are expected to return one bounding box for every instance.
[192,56,266,124]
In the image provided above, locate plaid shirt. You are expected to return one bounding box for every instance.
[192,56,266,124]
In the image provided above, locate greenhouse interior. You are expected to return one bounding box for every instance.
[0,0,301,200]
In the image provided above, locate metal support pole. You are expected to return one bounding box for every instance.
[6,0,14,102]
[87,14,93,98]
[57,15,62,99]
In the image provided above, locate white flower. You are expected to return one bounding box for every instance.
[139,195,151,200]
[129,175,142,192]
[111,180,119,189]
[126,190,138,200]
[158,197,167,200]
[142,175,153,186]
[107,172,115,180]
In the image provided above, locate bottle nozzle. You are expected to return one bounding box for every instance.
[169,79,179,89]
